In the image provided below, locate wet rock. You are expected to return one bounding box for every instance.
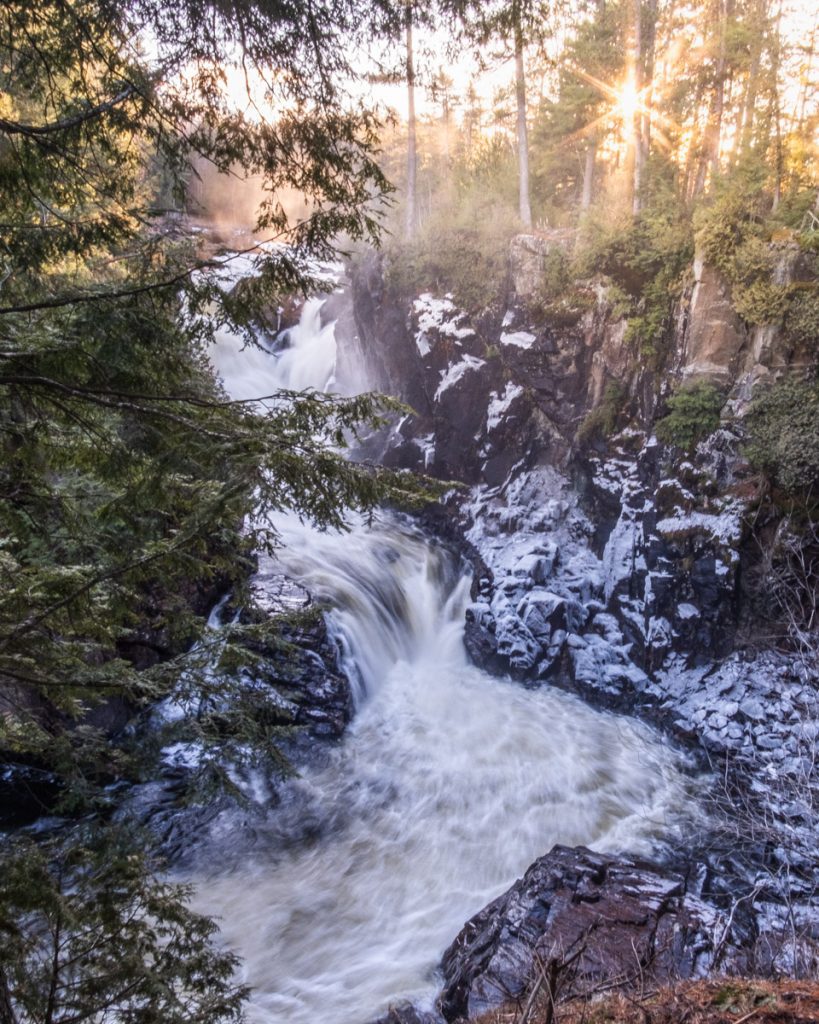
[0,763,62,828]
[367,1005,444,1024]
[438,846,742,1022]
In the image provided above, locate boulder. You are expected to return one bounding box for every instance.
[438,845,741,1022]
[510,233,575,300]
[367,1006,444,1024]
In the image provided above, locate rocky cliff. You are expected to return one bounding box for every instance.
[339,237,819,1019]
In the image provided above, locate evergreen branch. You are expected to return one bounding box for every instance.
[0,85,136,138]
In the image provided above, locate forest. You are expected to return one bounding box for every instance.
[0,0,817,1022]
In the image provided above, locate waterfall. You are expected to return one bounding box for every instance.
[208,295,340,402]
[194,295,698,1024]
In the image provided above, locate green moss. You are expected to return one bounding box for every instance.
[732,279,791,325]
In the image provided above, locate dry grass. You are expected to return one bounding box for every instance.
[474,979,819,1024]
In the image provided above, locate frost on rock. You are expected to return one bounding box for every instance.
[486,383,524,433]
[656,507,744,545]
[602,513,643,604]
[452,423,819,936]
[500,329,537,349]
[434,355,486,401]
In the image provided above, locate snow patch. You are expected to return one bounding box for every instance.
[413,293,474,357]
[434,355,486,401]
[486,383,524,432]
[500,330,537,350]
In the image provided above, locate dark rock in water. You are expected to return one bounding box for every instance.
[463,603,503,674]
[0,762,62,828]
[244,568,354,740]
[438,845,744,1022]
[366,1005,444,1024]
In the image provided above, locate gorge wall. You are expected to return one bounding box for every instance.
[331,236,819,1014]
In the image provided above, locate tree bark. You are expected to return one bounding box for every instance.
[738,0,767,158]
[514,5,533,229]
[631,0,643,214]
[640,0,657,187]
[581,137,596,210]
[795,27,815,134]
[692,0,729,196]
[404,2,417,241]
[771,15,783,209]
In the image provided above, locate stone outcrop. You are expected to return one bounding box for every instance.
[682,259,746,380]
[510,232,576,300]
[680,241,816,386]
[121,564,354,864]
[438,845,743,1022]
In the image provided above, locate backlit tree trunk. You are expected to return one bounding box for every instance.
[514,4,533,228]
[405,2,418,241]
[630,0,643,213]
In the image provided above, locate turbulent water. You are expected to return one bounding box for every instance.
[196,295,699,1024]
[209,295,340,400]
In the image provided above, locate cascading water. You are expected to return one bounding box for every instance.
[209,295,340,401]
[195,294,699,1024]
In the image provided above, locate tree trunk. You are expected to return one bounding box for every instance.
[692,0,729,196]
[514,6,533,229]
[640,0,657,185]
[631,0,643,214]
[770,2,784,210]
[404,2,417,241]
[795,27,815,133]
[581,137,596,210]
[736,0,772,161]
[709,0,730,180]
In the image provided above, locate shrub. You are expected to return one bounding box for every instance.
[384,219,513,313]
[732,279,791,325]
[606,283,634,320]
[576,380,628,445]
[744,374,819,494]
[655,380,726,450]
[784,289,819,349]
[693,173,769,275]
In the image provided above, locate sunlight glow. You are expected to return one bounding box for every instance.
[615,76,639,127]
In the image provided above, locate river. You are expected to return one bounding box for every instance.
[192,292,697,1024]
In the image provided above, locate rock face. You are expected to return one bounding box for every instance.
[680,242,816,386]
[510,232,575,299]
[343,252,606,482]
[123,566,354,863]
[683,259,746,380]
[438,845,743,1022]
[368,1006,443,1024]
